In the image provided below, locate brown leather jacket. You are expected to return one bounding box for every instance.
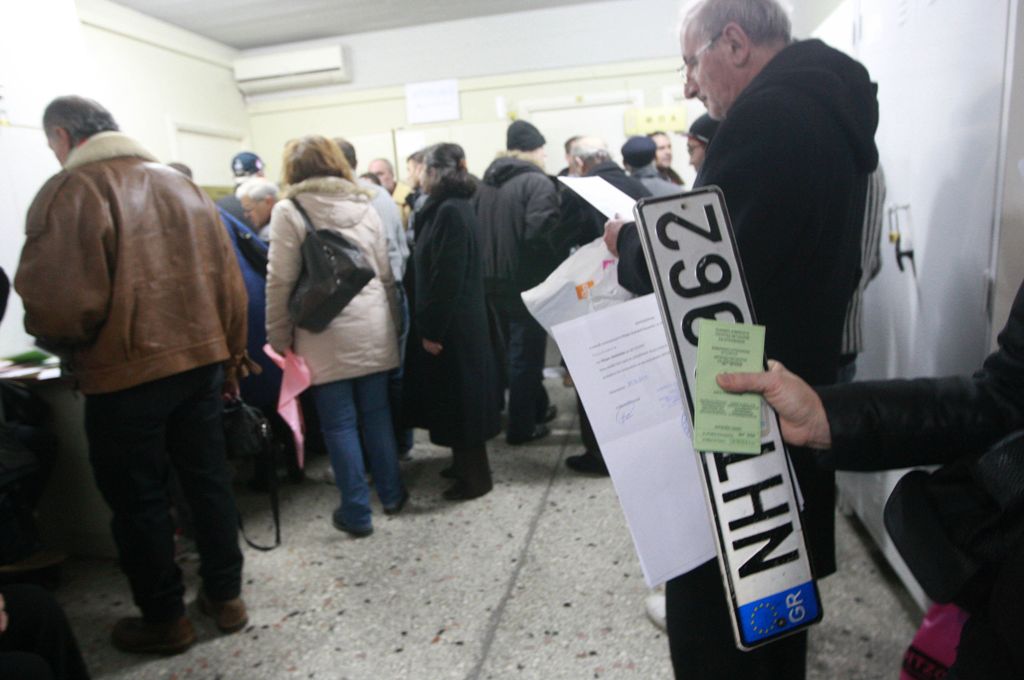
[15,132,248,395]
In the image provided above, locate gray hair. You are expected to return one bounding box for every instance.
[569,137,611,167]
[235,177,279,202]
[683,0,791,45]
[42,95,119,146]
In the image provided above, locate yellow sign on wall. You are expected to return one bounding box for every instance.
[624,106,689,135]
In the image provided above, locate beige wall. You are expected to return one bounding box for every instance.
[248,58,703,185]
[75,0,250,185]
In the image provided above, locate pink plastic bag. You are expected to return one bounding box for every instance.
[262,345,311,469]
[900,603,969,680]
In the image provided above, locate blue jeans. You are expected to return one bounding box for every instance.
[312,371,404,530]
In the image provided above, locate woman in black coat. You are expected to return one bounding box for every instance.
[403,143,500,500]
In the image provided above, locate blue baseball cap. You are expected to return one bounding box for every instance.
[231,151,264,177]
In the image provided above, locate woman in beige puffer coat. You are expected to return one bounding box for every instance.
[266,135,406,537]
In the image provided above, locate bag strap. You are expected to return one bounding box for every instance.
[225,218,268,278]
[237,417,281,551]
[290,197,318,236]
[290,197,359,249]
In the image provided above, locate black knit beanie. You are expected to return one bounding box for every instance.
[506,120,546,152]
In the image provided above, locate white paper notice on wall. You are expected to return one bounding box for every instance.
[405,79,461,125]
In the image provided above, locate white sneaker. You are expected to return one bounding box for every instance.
[645,593,667,631]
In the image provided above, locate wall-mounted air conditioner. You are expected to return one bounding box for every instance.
[233,45,351,95]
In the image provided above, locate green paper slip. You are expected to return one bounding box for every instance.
[2,349,53,365]
[693,319,765,454]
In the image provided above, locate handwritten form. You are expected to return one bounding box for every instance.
[552,295,715,586]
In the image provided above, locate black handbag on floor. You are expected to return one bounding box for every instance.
[222,399,281,551]
[883,429,1024,604]
[287,197,374,333]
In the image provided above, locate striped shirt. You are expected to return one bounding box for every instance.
[841,164,886,356]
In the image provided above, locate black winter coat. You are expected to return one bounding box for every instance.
[617,39,879,576]
[402,196,501,448]
[556,161,651,255]
[472,157,560,295]
[818,280,1024,679]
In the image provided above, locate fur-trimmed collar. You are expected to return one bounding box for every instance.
[495,149,545,169]
[283,176,370,200]
[64,131,157,171]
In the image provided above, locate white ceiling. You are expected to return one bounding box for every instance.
[110,0,622,49]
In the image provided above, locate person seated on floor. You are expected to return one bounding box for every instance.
[718,277,1024,680]
[0,584,90,680]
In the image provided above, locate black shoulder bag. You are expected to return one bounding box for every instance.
[883,429,1024,605]
[287,197,375,333]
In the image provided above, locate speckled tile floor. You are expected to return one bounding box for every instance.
[53,378,919,679]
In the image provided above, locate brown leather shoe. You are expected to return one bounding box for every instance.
[197,590,249,633]
[111,616,196,655]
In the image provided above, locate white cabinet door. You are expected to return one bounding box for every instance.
[857,0,1009,381]
[832,0,1012,612]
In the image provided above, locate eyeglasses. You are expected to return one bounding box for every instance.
[678,30,724,78]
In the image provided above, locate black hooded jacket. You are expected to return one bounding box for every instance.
[617,39,879,576]
[471,156,560,295]
[619,38,877,384]
[555,160,651,256]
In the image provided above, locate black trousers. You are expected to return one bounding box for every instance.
[84,364,243,623]
[666,559,807,680]
[576,393,602,459]
[490,293,550,440]
[451,444,493,496]
[0,584,90,680]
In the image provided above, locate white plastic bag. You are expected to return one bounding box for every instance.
[521,237,635,334]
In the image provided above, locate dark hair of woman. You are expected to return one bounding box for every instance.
[422,143,475,200]
[281,134,355,186]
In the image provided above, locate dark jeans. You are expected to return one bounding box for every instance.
[0,584,90,680]
[492,294,549,441]
[666,559,807,679]
[85,364,243,623]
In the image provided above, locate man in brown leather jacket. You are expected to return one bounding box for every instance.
[15,96,250,655]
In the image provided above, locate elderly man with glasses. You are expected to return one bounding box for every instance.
[606,0,879,677]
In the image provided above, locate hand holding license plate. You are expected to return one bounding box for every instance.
[632,187,822,650]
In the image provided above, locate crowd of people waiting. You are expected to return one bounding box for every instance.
[5,0,1021,678]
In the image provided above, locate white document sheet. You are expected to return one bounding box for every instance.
[558,176,638,219]
[552,295,716,586]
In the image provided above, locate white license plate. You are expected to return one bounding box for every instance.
[633,187,822,650]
